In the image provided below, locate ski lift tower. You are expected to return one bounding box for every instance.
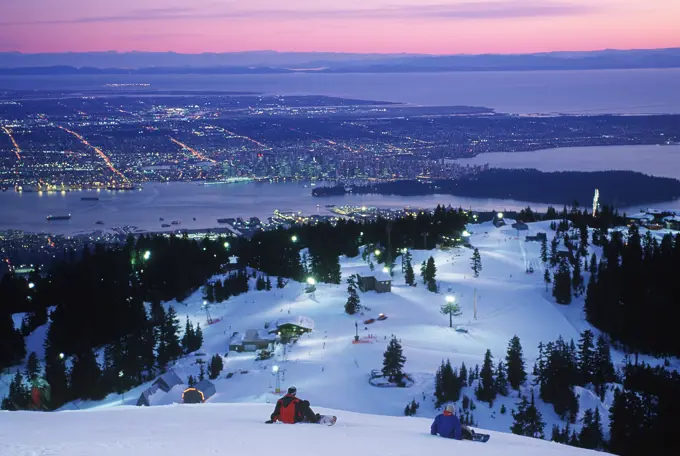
[202,300,213,325]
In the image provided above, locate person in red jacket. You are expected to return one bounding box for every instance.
[266,386,320,424]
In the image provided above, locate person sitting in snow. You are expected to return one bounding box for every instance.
[266,386,320,424]
[430,404,475,440]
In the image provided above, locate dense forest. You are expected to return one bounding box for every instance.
[312,169,680,207]
[585,226,680,357]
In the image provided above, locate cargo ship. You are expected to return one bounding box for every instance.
[47,214,72,221]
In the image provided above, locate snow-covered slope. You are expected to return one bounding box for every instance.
[0,403,601,456]
[5,219,675,445]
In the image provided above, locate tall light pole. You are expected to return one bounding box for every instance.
[272,365,281,393]
[474,288,478,320]
[306,277,316,299]
[445,295,456,328]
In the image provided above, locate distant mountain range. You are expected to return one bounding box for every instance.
[1,48,680,74]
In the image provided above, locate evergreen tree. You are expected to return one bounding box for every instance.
[43,345,69,410]
[345,274,361,315]
[506,336,527,391]
[592,335,616,396]
[543,268,551,292]
[0,311,26,370]
[434,359,463,406]
[537,337,580,421]
[382,336,406,385]
[495,361,509,396]
[510,392,545,439]
[572,254,584,296]
[475,349,497,404]
[404,256,415,286]
[440,298,462,327]
[70,348,103,401]
[550,236,559,266]
[1,371,30,411]
[182,317,196,354]
[568,430,580,447]
[276,276,285,288]
[471,248,482,278]
[157,305,182,369]
[420,260,427,284]
[208,354,224,380]
[589,253,597,276]
[202,283,215,303]
[187,374,196,386]
[577,329,596,386]
[552,259,572,304]
[424,256,437,292]
[25,351,41,381]
[578,408,604,450]
[265,276,272,290]
[199,364,206,382]
[460,362,468,386]
[540,238,548,263]
[195,323,203,352]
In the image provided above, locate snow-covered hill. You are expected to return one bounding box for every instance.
[3,218,675,450]
[0,403,602,456]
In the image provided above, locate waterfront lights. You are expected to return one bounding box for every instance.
[272,365,279,373]
[463,231,471,237]
[382,267,389,274]
[306,277,316,286]
[59,353,65,360]
[497,212,504,219]
[291,235,298,243]
[446,295,455,304]
[28,282,35,289]
[143,250,151,261]
[224,241,230,249]
[374,249,381,256]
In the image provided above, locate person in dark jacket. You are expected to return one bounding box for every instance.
[266,386,319,424]
[431,404,475,440]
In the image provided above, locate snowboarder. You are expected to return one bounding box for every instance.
[430,404,477,440]
[265,386,320,424]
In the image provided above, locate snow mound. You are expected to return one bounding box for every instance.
[0,403,602,456]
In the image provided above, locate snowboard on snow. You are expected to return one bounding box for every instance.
[266,415,337,426]
[317,415,337,426]
[469,432,490,443]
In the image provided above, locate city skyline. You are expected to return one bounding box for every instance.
[2,0,679,54]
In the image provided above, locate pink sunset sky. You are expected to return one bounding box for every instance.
[2,0,679,54]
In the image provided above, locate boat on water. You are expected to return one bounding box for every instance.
[81,196,100,201]
[325,204,336,208]
[171,221,181,225]
[95,221,104,225]
[159,217,164,221]
[161,223,171,228]
[217,218,235,224]
[47,214,72,221]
